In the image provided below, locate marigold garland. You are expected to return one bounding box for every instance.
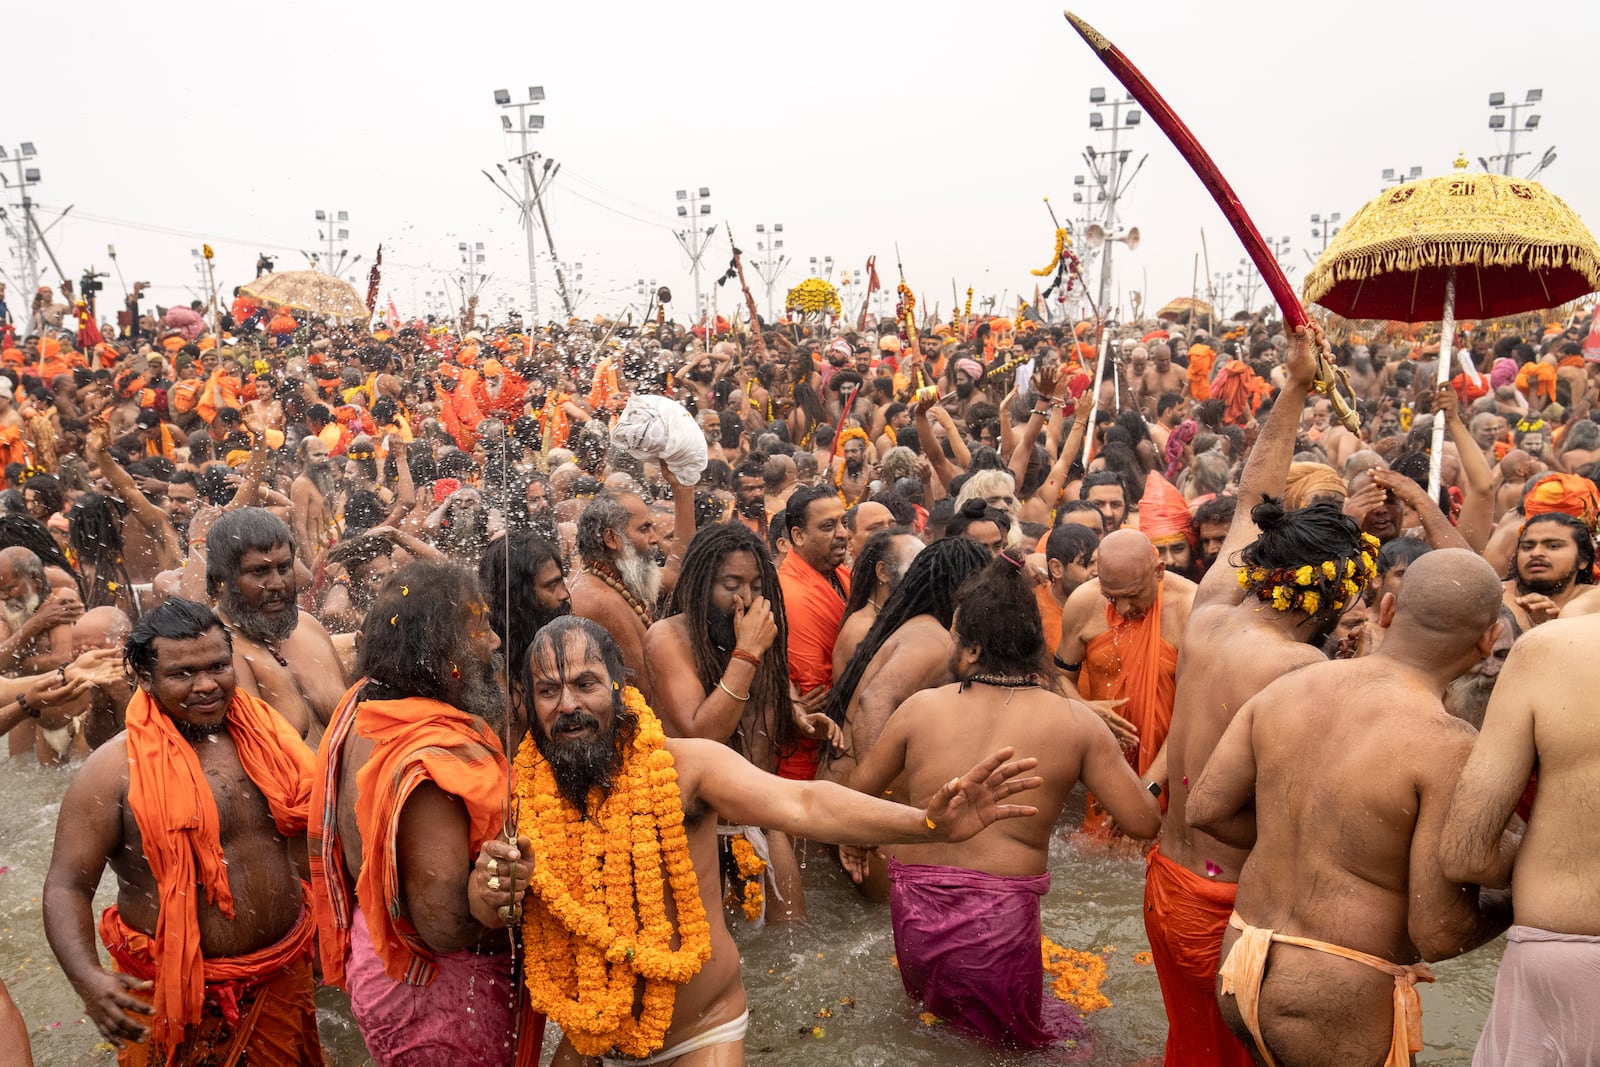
[1041,936,1111,1015]
[727,836,766,921]
[1235,532,1379,617]
[785,277,843,318]
[515,688,712,1058]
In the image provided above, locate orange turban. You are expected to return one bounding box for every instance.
[1522,472,1600,532]
[1210,359,1272,426]
[1140,471,1191,543]
[1284,462,1349,511]
[1515,361,1558,406]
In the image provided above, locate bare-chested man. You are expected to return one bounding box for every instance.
[1145,326,1381,1066]
[1189,549,1511,1067]
[1143,342,1185,400]
[206,508,348,745]
[472,616,1039,1067]
[1056,528,1197,833]
[850,557,1160,1053]
[570,490,667,702]
[42,598,319,1063]
[1499,511,1592,630]
[1441,610,1600,1063]
[289,435,340,564]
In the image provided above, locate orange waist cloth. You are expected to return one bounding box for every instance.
[306,681,368,990]
[352,696,509,985]
[100,903,319,1067]
[122,687,312,1055]
[1143,847,1253,1067]
[1219,911,1433,1067]
[778,552,851,693]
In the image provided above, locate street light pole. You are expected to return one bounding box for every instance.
[0,143,43,295]
[1486,89,1543,176]
[751,222,788,321]
[673,187,715,324]
[1083,89,1143,319]
[312,209,351,276]
[496,86,546,323]
[1380,165,1423,189]
[1309,211,1342,254]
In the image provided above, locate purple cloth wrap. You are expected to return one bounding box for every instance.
[888,858,1090,1051]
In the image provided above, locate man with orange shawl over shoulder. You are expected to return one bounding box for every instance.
[42,598,320,1066]
[309,561,540,1067]
[1055,529,1196,837]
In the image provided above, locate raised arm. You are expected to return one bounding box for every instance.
[87,416,180,562]
[1008,366,1059,491]
[1195,324,1318,607]
[1372,467,1471,551]
[1434,384,1494,552]
[913,395,960,489]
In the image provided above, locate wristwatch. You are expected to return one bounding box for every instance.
[1146,780,1162,799]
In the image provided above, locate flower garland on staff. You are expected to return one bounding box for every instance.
[516,689,712,1058]
[1236,532,1380,615]
[1031,227,1081,301]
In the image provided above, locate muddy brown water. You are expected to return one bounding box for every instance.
[1,758,1499,1065]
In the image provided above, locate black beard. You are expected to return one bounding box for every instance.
[707,608,737,652]
[1515,570,1573,597]
[175,716,228,741]
[736,497,765,519]
[221,582,299,643]
[845,458,864,477]
[533,698,633,816]
[955,381,975,399]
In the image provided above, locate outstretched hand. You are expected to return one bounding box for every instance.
[923,746,1042,842]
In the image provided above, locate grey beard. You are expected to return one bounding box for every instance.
[3,590,42,634]
[308,463,338,498]
[459,652,509,734]
[220,582,299,643]
[1446,671,1497,730]
[615,540,662,607]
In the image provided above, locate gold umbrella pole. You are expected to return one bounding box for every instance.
[1428,267,1458,501]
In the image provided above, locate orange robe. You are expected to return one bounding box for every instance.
[777,552,851,780]
[169,378,204,417]
[1077,584,1177,834]
[1034,585,1063,661]
[144,423,177,461]
[114,687,314,1058]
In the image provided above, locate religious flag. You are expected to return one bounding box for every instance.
[75,300,104,349]
[388,294,402,331]
[366,245,383,315]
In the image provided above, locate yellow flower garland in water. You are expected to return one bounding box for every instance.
[728,836,766,921]
[516,688,712,1058]
[1041,936,1111,1014]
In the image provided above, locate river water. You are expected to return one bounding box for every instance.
[1,758,1499,1065]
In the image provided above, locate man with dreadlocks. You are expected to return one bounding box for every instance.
[207,509,348,744]
[1142,325,1381,1067]
[309,561,529,1067]
[471,616,1043,1067]
[477,530,570,728]
[644,521,819,921]
[831,426,873,507]
[822,536,993,898]
[851,555,1161,1053]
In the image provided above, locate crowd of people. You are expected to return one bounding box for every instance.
[0,282,1596,1067]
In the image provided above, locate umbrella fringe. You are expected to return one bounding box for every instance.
[1305,238,1600,307]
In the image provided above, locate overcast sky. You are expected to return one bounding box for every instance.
[5,0,1596,331]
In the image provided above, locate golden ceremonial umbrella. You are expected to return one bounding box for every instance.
[240,271,372,320]
[1304,156,1600,495]
[1156,296,1214,324]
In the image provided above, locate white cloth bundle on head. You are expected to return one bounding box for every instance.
[611,394,708,485]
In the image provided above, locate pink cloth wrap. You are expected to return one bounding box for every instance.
[1474,925,1600,1066]
[888,858,1089,1051]
[345,906,517,1066]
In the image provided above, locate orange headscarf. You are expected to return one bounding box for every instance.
[1139,471,1191,544]
[1210,359,1272,426]
[1515,361,1558,406]
[1522,472,1600,532]
[122,686,312,1054]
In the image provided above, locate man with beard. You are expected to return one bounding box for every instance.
[851,557,1160,1053]
[478,530,570,724]
[1191,495,1236,576]
[308,563,522,1066]
[732,456,767,537]
[570,489,667,702]
[44,598,320,1065]
[290,435,340,564]
[470,616,1042,1066]
[831,427,873,507]
[207,509,348,744]
[0,545,80,676]
[1037,523,1098,655]
[942,357,984,420]
[1500,511,1593,630]
[1189,551,1511,1067]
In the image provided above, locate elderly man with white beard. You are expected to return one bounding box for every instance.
[0,545,81,677]
[290,434,341,564]
[570,489,672,703]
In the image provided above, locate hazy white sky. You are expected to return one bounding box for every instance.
[5,0,1596,330]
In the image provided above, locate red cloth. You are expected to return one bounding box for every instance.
[1186,345,1218,401]
[121,687,313,1055]
[1210,360,1272,425]
[1144,846,1254,1066]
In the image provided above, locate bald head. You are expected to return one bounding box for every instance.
[1390,549,1502,652]
[74,606,132,654]
[0,546,43,587]
[1097,530,1161,620]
